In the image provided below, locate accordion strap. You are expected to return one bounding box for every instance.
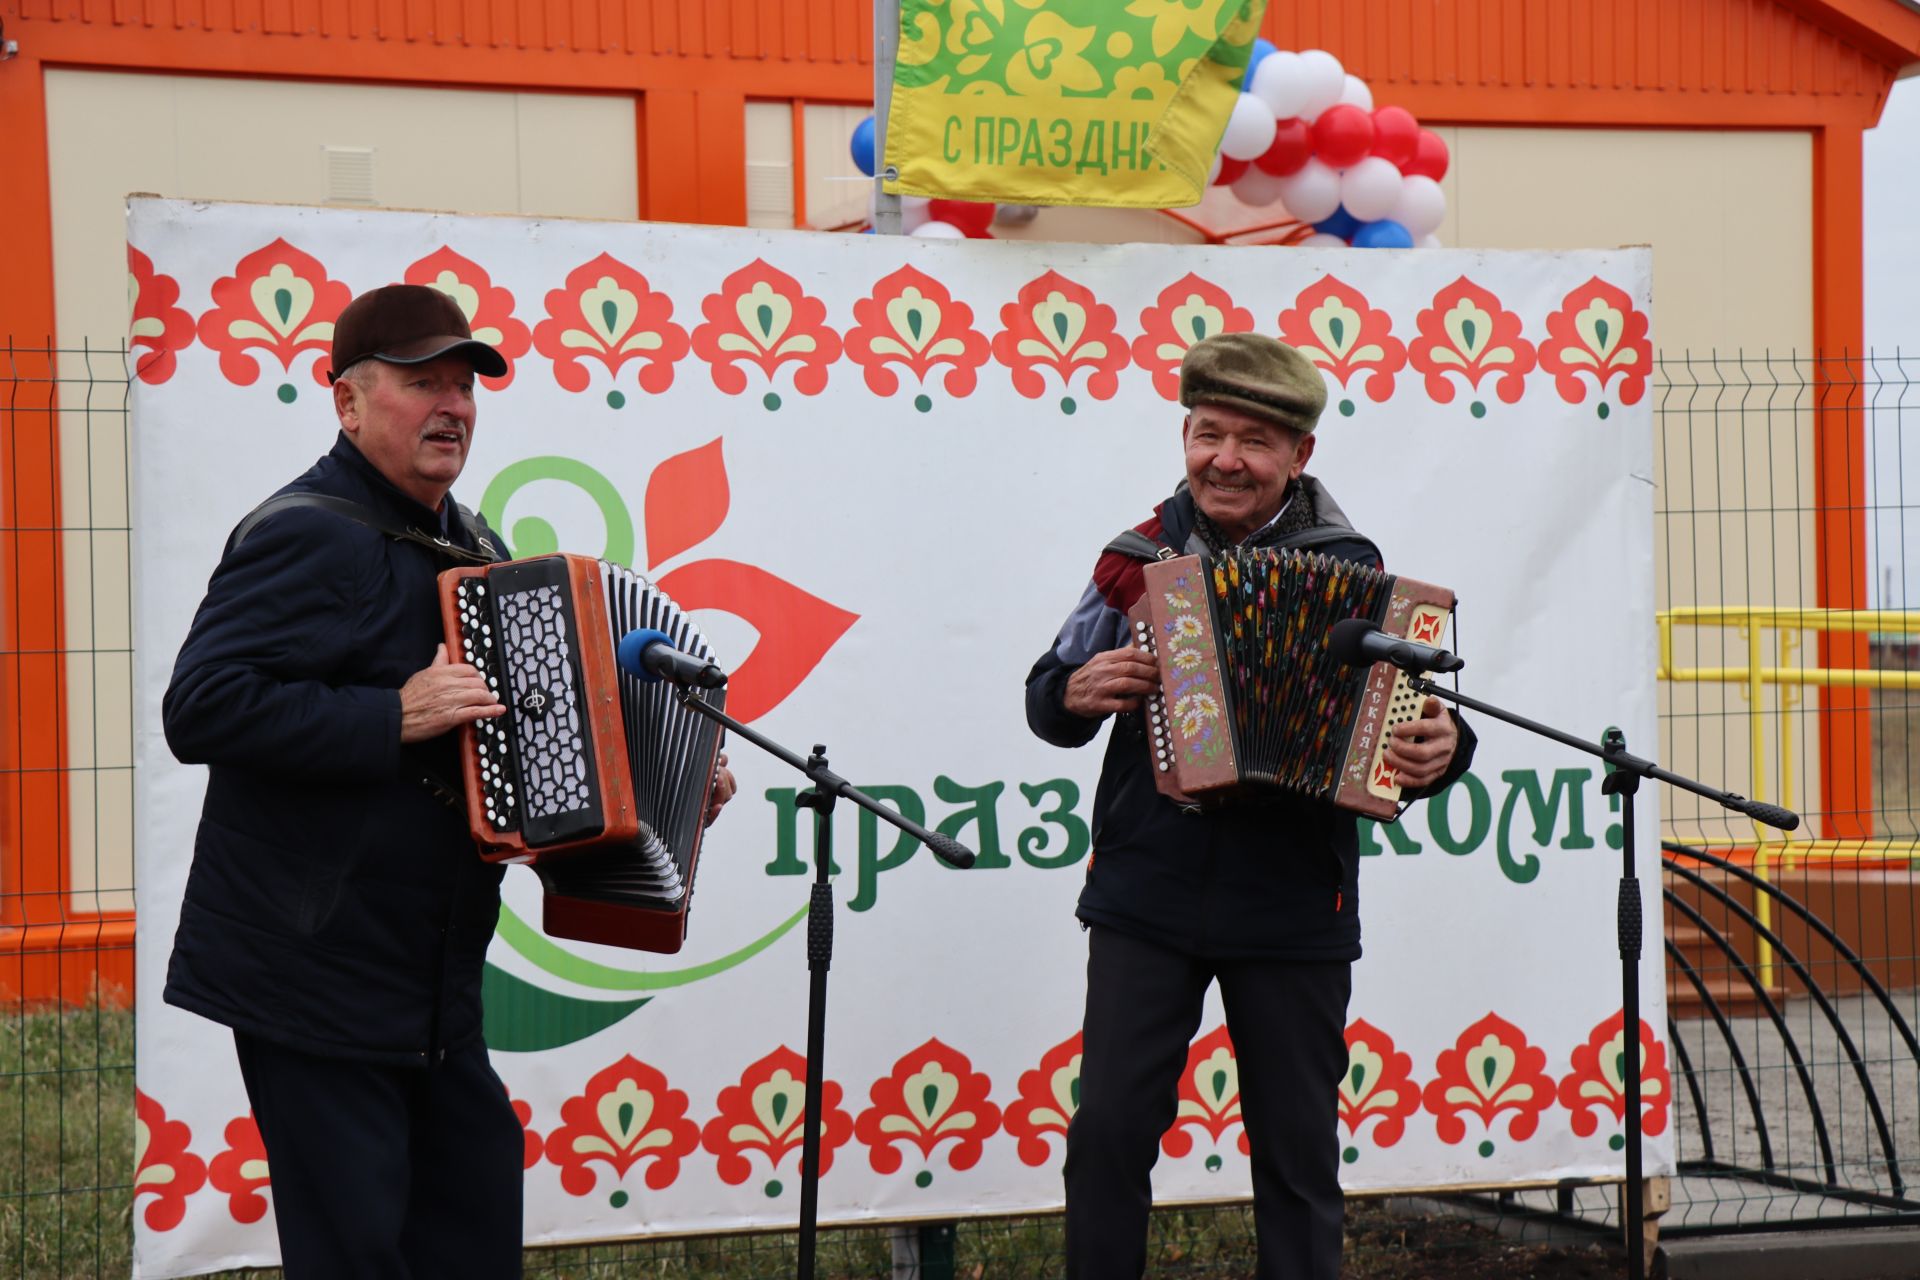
[232,492,502,566]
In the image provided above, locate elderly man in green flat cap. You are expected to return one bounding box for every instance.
[1024,333,1475,1280]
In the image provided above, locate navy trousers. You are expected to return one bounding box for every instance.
[233,1031,524,1279]
[1063,925,1352,1280]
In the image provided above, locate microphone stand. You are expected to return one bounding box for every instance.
[1399,672,1797,1280]
[673,686,976,1280]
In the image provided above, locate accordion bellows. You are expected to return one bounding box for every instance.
[438,553,724,953]
[1129,550,1455,819]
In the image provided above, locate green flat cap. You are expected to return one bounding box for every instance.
[1179,332,1327,434]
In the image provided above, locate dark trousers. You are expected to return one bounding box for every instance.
[233,1031,525,1279]
[1064,925,1352,1280]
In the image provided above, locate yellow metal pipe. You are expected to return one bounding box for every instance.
[1662,667,1920,690]
[1662,607,1920,633]
[1748,625,1775,991]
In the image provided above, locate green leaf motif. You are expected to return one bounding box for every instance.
[480,962,651,1052]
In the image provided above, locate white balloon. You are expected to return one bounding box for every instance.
[1338,74,1374,111]
[901,194,933,231]
[1296,48,1346,119]
[1391,175,1447,237]
[1339,156,1405,222]
[1299,232,1349,247]
[1249,50,1310,120]
[1219,92,1278,162]
[1231,166,1291,208]
[910,220,964,238]
[1418,233,1444,249]
[1276,158,1342,224]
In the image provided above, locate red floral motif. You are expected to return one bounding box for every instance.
[127,246,195,385]
[1421,1013,1557,1151]
[195,238,351,390]
[133,1090,207,1232]
[1002,1032,1083,1168]
[637,436,859,723]
[545,1055,701,1196]
[511,1093,545,1169]
[1161,1025,1249,1159]
[1339,1019,1422,1157]
[991,271,1130,408]
[1130,274,1255,401]
[690,260,842,402]
[852,1038,1002,1176]
[1557,1012,1671,1142]
[1407,278,1537,409]
[1277,276,1407,407]
[403,247,532,391]
[208,1112,271,1225]
[533,254,690,399]
[843,265,993,403]
[1537,277,1653,412]
[701,1046,853,1187]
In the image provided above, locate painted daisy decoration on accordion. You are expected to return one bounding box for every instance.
[991,270,1130,415]
[194,238,351,402]
[842,265,992,412]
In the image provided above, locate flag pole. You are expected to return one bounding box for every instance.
[873,0,903,234]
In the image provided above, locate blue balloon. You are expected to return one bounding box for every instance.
[1241,37,1277,88]
[851,116,877,178]
[1353,219,1414,249]
[1316,206,1360,240]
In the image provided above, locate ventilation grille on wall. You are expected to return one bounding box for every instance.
[324,145,376,205]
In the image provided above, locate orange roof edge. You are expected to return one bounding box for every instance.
[1783,0,1920,69]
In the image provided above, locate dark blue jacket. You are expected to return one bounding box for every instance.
[163,434,506,1066]
[1025,479,1475,961]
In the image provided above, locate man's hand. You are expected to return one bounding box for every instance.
[1384,696,1459,791]
[1063,646,1162,718]
[399,644,504,743]
[704,752,737,828]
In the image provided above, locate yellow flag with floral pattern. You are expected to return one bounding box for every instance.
[884,0,1268,208]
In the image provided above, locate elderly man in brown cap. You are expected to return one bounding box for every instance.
[161,284,737,1276]
[1024,333,1474,1280]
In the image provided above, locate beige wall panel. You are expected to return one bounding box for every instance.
[745,100,796,230]
[803,103,874,232]
[45,68,637,909]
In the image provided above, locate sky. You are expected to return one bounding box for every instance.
[1863,76,1920,609]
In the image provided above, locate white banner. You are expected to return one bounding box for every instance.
[128,198,1665,1276]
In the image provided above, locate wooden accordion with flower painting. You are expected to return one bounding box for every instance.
[1127,550,1455,818]
[436,553,726,954]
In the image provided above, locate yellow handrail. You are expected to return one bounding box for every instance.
[1656,606,1920,991]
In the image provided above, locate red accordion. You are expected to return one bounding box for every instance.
[437,553,725,953]
[1129,550,1455,819]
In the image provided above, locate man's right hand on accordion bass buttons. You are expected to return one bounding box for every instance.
[398,642,505,743]
[1063,646,1162,718]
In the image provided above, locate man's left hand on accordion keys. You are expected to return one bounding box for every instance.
[1382,696,1459,791]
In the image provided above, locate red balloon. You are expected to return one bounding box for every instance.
[1370,106,1420,169]
[1404,129,1450,181]
[1254,117,1314,177]
[1310,104,1375,170]
[928,199,996,237]
[1213,156,1250,186]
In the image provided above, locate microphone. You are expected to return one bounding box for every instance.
[616,628,728,690]
[1327,618,1465,675]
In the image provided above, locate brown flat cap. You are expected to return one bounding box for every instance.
[1179,333,1327,434]
[328,284,508,383]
